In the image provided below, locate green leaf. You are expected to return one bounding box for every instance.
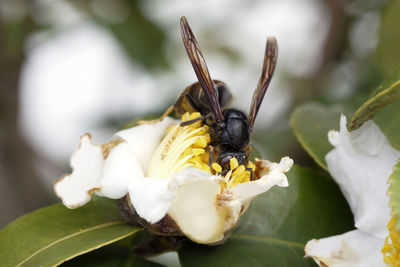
[373,100,400,150]
[377,0,400,75]
[349,69,400,131]
[0,198,140,267]
[179,166,354,267]
[388,160,400,230]
[61,245,163,267]
[290,103,344,170]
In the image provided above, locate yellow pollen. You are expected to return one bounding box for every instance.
[192,148,205,156]
[146,112,256,189]
[233,165,245,176]
[181,112,190,121]
[212,163,222,173]
[382,216,400,266]
[223,157,256,187]
[247,161,256,171]
[195,135,210,148]
[230,158,239,170]
[147,112,210,178]
[229,165,247,187]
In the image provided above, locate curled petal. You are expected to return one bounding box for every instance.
[232,157,293,204]
[128,177,176,224]
[127,168,221,225]
[99,142,144,199]
[55,135,145,207]
[116,117,177,172]
[168,173,240,244]
[128,168,241,244]
[326,115,400,238]
[305,229,385,267]
[54,134,104,208]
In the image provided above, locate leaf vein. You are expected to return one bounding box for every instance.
[17,221,126,267]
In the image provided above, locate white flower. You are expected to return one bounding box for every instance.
[305,115,400,267]
[55,113,293,244]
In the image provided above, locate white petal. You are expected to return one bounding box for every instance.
[167,169,241,244]
[168,178,230,244]
[127,168,224,227]
[325,115,400,238]
[128,177,176,224]
[54,134,104,208]
[305,229,385,267]
[232,157,293,204]
[116,117,177,172]
[99,142,144,199]
[173,167,221,184]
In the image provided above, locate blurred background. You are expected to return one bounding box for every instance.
[0,0,399,227]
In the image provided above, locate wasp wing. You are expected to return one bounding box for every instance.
[180,16,223,122]
[248,36,278,131]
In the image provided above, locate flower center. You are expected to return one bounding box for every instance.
[212,158,255,187]
[382,216,400,266]
[146,112,255,186]
[147,112,210,178]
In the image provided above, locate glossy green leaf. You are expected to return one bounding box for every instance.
[179,166,354,267]
[61,245,163,267]
[0,198,140,267]
[290,103,344,170]
[349,69,400,131]
[388,160,400,230]
[373,100,400,150]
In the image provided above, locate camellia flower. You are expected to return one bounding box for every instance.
[305,115,400,266]
[54,112,293,244]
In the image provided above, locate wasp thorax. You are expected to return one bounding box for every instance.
[214,109,250,150]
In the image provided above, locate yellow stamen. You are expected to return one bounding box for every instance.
[230,165,249,187]
[225,170,232,181]
[183,112,201,121]
[233,165,245,176]
[382,216,400,266]
[230,158,239,170]
[212,163,222,173]
[147,112,210,178]
[181,112,190,121]
[147,112,256,189]
[195,135,210,148]
[247,161,256,171]
[192,148,205,156]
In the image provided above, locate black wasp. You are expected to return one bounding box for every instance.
[162,16,278,179]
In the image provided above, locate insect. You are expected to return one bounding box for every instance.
[167,16,278,178]
[158,80,233,123]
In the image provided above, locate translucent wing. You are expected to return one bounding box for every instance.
[180,16,223,122]
[248,36,278,131]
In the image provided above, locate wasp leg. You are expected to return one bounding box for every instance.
[208,146,214,166]
[137,105,175,125]
[180,116,205,126]
[246,167,254,181]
